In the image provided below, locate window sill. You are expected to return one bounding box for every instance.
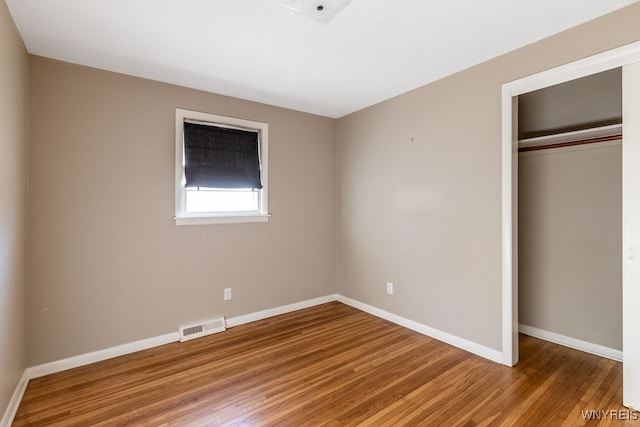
[174,214,269,226]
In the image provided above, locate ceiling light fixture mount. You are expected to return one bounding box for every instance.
[275,0,352,24]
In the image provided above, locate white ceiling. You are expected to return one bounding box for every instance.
[6,0,639,118]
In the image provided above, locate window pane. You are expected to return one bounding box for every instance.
[185,189,258,213]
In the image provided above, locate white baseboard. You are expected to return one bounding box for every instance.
[25,294,340,381]
[226,294,339,328]
[4,293,504,425]
[519,324,622,362]
[337,295,503,364]
[0,370,29,427]
[26,332,180,380]
[1,294,339,426]
[22,293,503,379]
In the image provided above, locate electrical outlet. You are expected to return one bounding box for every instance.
[224,288,232,301]
[386,282,393,295]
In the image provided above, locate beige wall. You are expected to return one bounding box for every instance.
[336,3,640,352]
[14,0,640,371]
[0,0,28,415]
[28,57,336,365]
[519,143,622,350]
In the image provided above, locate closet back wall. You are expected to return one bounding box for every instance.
[28,56,337,366]
[518,142,622,350]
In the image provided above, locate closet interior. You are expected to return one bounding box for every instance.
[517,68,623,355]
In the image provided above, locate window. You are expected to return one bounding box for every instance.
[174,108,268,225]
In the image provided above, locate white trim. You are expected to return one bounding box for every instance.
[622,61,640,409]
[519,324,622,362]
[0,371,29,427]
[17,292,504,380]
[337,295,503,364]
[26,332,179,380]
[3,293,506,424]
[22,295,339,380]
[502,88,517,366]
[502,39,640,369]
[175,214,269,226]
[503,40,640,96]
[226,294,338,327]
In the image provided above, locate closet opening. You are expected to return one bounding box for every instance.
[516,68,623,361]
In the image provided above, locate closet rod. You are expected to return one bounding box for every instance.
[518,134,622,153]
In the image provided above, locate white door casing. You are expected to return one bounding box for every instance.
[623,61,640,409]
[502,41,640,409]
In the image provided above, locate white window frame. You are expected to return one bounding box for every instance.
[174,108,269,225]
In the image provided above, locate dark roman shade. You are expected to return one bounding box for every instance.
[183,121,263,190]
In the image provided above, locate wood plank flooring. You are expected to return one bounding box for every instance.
[13,302,635,426]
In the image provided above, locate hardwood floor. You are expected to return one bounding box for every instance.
[13,302,634,426]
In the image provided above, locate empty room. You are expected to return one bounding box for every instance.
[2,0,640,425]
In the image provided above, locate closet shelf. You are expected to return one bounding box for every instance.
[518,124,622,152]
